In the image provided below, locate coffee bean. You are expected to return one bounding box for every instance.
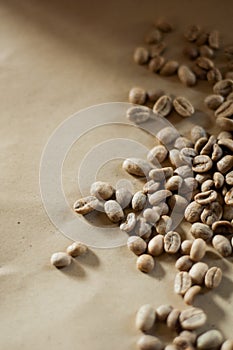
[116,188,132,209]
[191,222,213,241]
[50,252,72,268]
[127,105,151,124]
[179,331,197,344]
[169,149,186,167]
[137,335,163,350]
[153,95,173,117]
[66,242,87,257]
[216,116,233,132]
[149,189,172,206]
[184,285,201,305]
[194,190,217,205]
[167,308,181,331]
[225,188,233,205]
[132,191,147,211]
[221,340,233,350]
[185,201,204,223]
[156,18,173,32]
[148,56,165,72]
[123,158,152,176]
[217,155,233,173]
[200,135,216,155]
[104,200,124,222]
[156,126,179,146]
[215,100,233,118]
[147,88,165,102]
[189,262,208,284]
[148,235,164,256]
[211,143,223,162]
[196,30,209,46]
[175,255,193,271]
[135,218,152,238]
[143,180,161,194]
[204,94,224,110]
[128,87,147,105]
[181,240,193,255]
[192,155,213,173]
[226,170,233,185]
[196,57,214,70]
[192,63,207,80]
[190,238,206,262]
[173,96,195,117]
[194,137,208,153]
[156,304,173,321]
[164,231,181,254]
[168,194,189,212]
[180,147,197,164]
[145,28,162,44]
[183,45,199,59]
[134,47,150,65]
[174,165,193,178]
[127,236,147,255]
[197,330,223,350]
[90,181,114,200]
[208,30,220,49]
[223,205,233,221]
[199,45,214,58]
[165,175,183,191]
[160,60,179,76]
[143,207,160,224]
[201,201,223,225]
[147,145,168,164]
[201,179,214,192]
[150,43,167,58]
[191,125,207,143]
[149,167,173,181]
[218,138,233,152]
[120,212,137,232]
[184,25,201,42]
[212,235,232,257]
[178,65,197,86]
[227,91,233,101]
[137,254,155,273]
[155,215,173,235]
[205,266,222,289]
[174,136,194,149]
[174,271,192,295]
[207,68,222,84]
[73,196,99,215]
[213,79,233,96]
[136,304,156,331]
[179,307,207,330]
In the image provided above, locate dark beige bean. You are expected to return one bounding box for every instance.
[194,190,217,205]
[225,188,233,205]
[208,30,220,49]
[196,57,214,70]
[167,309,181,330]
[148,56,165,73]
[168,194,188,212]
[155,215,172,235]
[190,238,206,261]
[221,340,233,350]
[183,45,199,59]
[147,145,168,164]
[132,191,147,211]
[173,96,194,117]
[180,149,197,166]
[215,100,233,118]
[153,95,173,117]
[192,155,213,173]
[127,105,151,124]
[189,262,208,284]
[175,255,193,271]
[205,266,222,289]
[194,137,208,153]
[127,236,147,255]
[217,155,233,173]
[179,307,207,330]
[156,126,179,146]
[191,126,207,143]
[137,335,164,350]
[143,180,161,194]
[149,167,173,181]
[196,30,209,46]
[184,285,201,305]
[123,158,152,176]
[200,135,217,155]
[217,131,233,140]
[149,189,172,206]
[164,231,181,254]
[150,43,167,58]
[199,45,214,58]
[73,196,98,215]
[195,173,212,184]
[204,94,224,110]
[128,87,147,105]
[104,200,124,222]
[174,136,193,149]
[143,207,160,224]
[160,60,179,76]
[165,175,183,191]
[178,65,196,86]
[207,68,222,84]
[50,252,72,268]
[181,240,193,255]
[137,254,155,273]
[201,201,223,225]
[192,63,207,79]
[211,144,223,162]
[156,304,173,322]
[227,92,233,101]
[148,235,164,256]
[120,212,137,232]
[197,330,223,350]
[134,47,149,65]
[213,79,233,97]
[179,330,197,344]
[191,222,213,241]
[147,88,165,103]
[184,25,201,42]
[66,242,87,257]
[145,28,162,44]
[174,271,192,295]
[212,235,232,257]
[136,304,156,331]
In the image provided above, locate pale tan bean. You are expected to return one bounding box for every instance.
[156,126,179,146]
[192,155,213,173]
[73,196,98,215]
[143,207,160,224]
[178,65,196,86]
[104,200,124,222]
[181,240,193,255]
[167,309,181,330]
[155,215,173,235]
[225,188,233,205]
[174,271,192,295]
[132,191,147,211]
[123,158,152,176]
[190,238,206,262]
[149,189,172,206]
[200,135,217,155]
[213,172,225,189]
[164,345,178,350]
[197,330,223,350]
[204,94,224,110]
[153,95,173,117]
[148,235,164,256]
[223,205,233,221]
[212,220,233,235]
[127,105,151,124]
[194,190,217,205]
[175,255,193,271]
[147,145,168,164]
[173,336,193,349]
[149,167,173,181]
[135,219,152,238]
[90,181,114,200]
[205,266,222,289]
[215,100,233,118]
[201,201,223,226]
[169,149,186,167]
[137,335,164,350]
[127,236,147,256]
[173,96,195,117]
[116,188,132,209]
[179,330,197,344]
[179,307,207,330]
[156,304,173,322]
[213,79,233,96]
[190,125,207,143]
[174,136,193,150]
[134,47,150,65]
[164,231,181,254]
[66,242,87,257]
[143,180,161,194]
[190,222,213,241]
[212,235,232,257]
[211,143,223,162]
[137,254,154,273]
[120,212,137,232]
[221,340,233,350]
[128,87,147,105]
[136,304,156,331]
[165,175,183,191]
[184,202,204,223]
[50,252,72,268]
[217,155,233,174]
[189,262,208,284]
[184,285,201,305]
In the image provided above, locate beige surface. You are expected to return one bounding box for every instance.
[1,0,233,349]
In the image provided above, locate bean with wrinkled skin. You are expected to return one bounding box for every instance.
[184,285,201,305]
[174,165,193,178]
[207,68,222,84]
[184,25,201,42]
[90,181,114,200]
[50,252,72,268]
[213,79,233,96]
[149,189,172,206]
[191,126,207,143]
[149,167,173,181]
[221,340,233,350]
[200,135,216,155]
[104,200,124,222]
[179,307,207,330]
[217,155,233,174]
[178,65,197,86]
[148,56,165,72]
[73,196,99,215]
[211,143,223,162]
[155,215,172,235]
[66,242,87,257]
[167,309,181,331]
[120,212,137,232]
[174,271,192,295]
[128,87,147,105]
[160,60,179,76]
[153,95,173,117]
[127,105,151,124]
[116,188,132,209]
[156,126,179,146]
[194,190,217,205]
[205,266,223,289]
[190,238,206,262]
[215,100,233,118]
[143,207,160,224]
[156,304,173,322]
[147,145,168,164]
[137,254,154,273]
[123,158,152,177]
[143,180,161,194]
[201,201,223,226]
[137,335,164,350]
[225,188,233,205]
[190,222,213,241]
[148,235,164,256]
[189,262,208,285]
[181,240,193,255]
[204,94,224,110]
[164,231,181,254]
[208,30,220,49]
[196,56,214,70]
[132,191,147,211]
[173,96,195,117]
[134,47,149,65]
[136,304,156,331]
[175,255,193,272]
[192,155,213,173]
[212,235,232,257]
[180,147,197,164]
[197,330,223,350]
[127,236,147,256]
[174,136,193,149]
[173,335,193,350]
[145,28,162,44]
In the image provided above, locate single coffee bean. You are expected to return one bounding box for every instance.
[215,100,233,118]
[178,65,196,86]
[205,266,222,289]
[211,144,223,162]
[207,67,222,84]
[66,242,87,257]
[200,135,217,155]
[180,148,197,165]
[174,165,193,178]
[183,45,199,59]
[149,167,173,181]
[173,335,193,350]
[156,18,173,32]
[156,304,173,322]
[156,126,179,146]
[90,181,114,200]
[184,285,201,305]
[199,45,214,58]
[169,149,186,167]
[179,307,207,330]
[213,79,233,96]
[50,252,72,268]
[155,215,173,235]
[127,236,147,255]
[158,203,170,216]
[128,87,147,105]
[137,254,155,273]
[189,262,208,284]
[212,235,232,257]
[196,56,214,70]
[192,155,213,173]
[73,196,98,215]
[208,30,220,49]
[192,63,207,80]
[148,235,164,256]
[147,88,165,102]
[147,145,168,164]
[184,24,201,42]
[132,191,147,211]
[174,136,193,149]
[181,240,193,255]
[226,170,233,185]
[134,47,149,65]
[223,205,233,221]
[167,308,181,331]
[127,105,151,124]
[204,94,224,110]
[201,201,223,226]
[217,155,233,173]
[218,138,233,152]
[165,175,183,191]
[173,96,195,117]
[149,189,172,206]
[160,60,179,76]
[143,180,161,194]
[174,271,192,295]
[164,231,181,254]
[104,200,124,222]
[137,335,164,350]
[148,56,165,73]
[194,190,217,205]
[190,222,213,241]
[175,255,193,272]
[153,95,173,117]
[116,188,132,209]
[123,158,152,176]
[216,116,233,132]
[197,330,223,350]
[225,188,233,205]
[136,304,156,331]
[218,131,233,140]
[150,43,167,58]
[190,238,206,262]
[143,207,160,224]
[179,330,197,344]
[190,125,207,143]
[145,28,162,44]
[201,179,214,192]
[120,212,137,232]
[221,340,233,350]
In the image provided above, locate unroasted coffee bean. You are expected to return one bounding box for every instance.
[192,155,213,173]
[165,175,183,191]
[174,165,193,178]
[201,179,214,192]
[147,88,165,102]
[148,235,164,256]
[199,45,214,58]
[181,240,193,255]
[150,43,167,58]
[66,242,87,257]
[183,45,199,59]
[226,170,233,185]
[196,30,209,46]
[223,205,233,221]
[191,222,213,241]
[213,79,233,97]
[212,235,232,257]
[120,212,137,232]
[164,231,181,254]
[194,190,217,205]
[156,18,173,32]
[227,91,233,101]
[201,135,217,156]
[127,105,151,124]
[160,60,179,76]
[215,100,233,118]
[50,252,72,268]
[173,335,193,350]
[136,304,156,331]
[184,285,201,305]
[174,136,193,149]
[127,236,147,255]
[90,181,114,200]
[179,307,207,330]
[197,330,223,350]
[190,238,206,261]
[225,188,233,205]
[148,56,165,72]
[153,95,173,117]
[216,116,233,132]
[192,63,207,80]
[169,149,186,167]
[134,47,149,65]
[155,215,172,235]
[173,96,194,117]
[159,203,170,215]
[178,65,196,86]
[147,145,168,164]
[167,308,181,331]
[116,188,132,209]
[175,255,193,271]
[143,180,161,194]
[73,196,98,215]
[145,28,162,44]
[221,340,233,350]
[156,304,173,322]
[194,137,208,154]
[201,201,223,225]
[123,158,152,176]
[217,155,233,173]
[135,218,152,238]
[211,143,223,162]
[208,30,220,49]
[185,201,204,223]
[184,25,201,42]
[190,125,207,143]
[149,167,173,181]
[205,266,222,289]
[149,189,172,206]
[196,56,214,70]
[137,335,163,350]
[168,194,188,212]
[180,148,197,165]
[156,126,179,146]
[218,138,233,150]
[204,94,224,110]
[104,200,124,222]
[137,254,154,273]
[207,68,222,84]
[132,191,147,211]
[128,87,147,105]
[174,271,192,295]
[189,262,208,284]
[143,207,160,224]
[179,331,197,345]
